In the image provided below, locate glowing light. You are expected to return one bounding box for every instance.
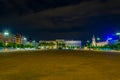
[87,40,90,43]
[24,37,27,40]
[116,33,120,35]
[4,31,9,36]
[97,38,100,41]
[107,38,113,41]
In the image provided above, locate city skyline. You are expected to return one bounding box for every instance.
[0,1,120,80]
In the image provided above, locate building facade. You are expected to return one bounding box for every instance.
[38,40,82,50]
[21,36,27,45]
[96,41,108,46]
[64,40,82,49]
[91,35,109,47]
[15,34,22,44]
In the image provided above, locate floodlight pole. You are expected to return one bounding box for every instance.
[3,31,10,50]
[116,33,120,41]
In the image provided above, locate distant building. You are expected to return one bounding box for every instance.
[96,41,108,46]
[56,39,65,49]
[91,35,108,47]
[38,40,57,49]
[46,41,57,49]
[5,36,13,43]
[15,34,21,44]
[108,40,120,45]
[11,34,16,43]
[21,36,27,45]
[56,39,82,49]
[32,40,37,47]
[38,39,82,50]
[26,41,30,45]
[0,33,4,42]
[65,40,82,49]
[0,32,16,46]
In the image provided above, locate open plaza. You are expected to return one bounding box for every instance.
[0,50,120,80]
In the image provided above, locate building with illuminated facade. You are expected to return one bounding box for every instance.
[56,39,65,49]
[32,40,37,47]
[91,35,109,47]
[0,32,13,43]
[38,39,82,50]
[96,41,108,46]
[38,40,57,49]
[0,33,3,42]
[64,40,81,49]
[15,34,22,44]
[21,36,27,45]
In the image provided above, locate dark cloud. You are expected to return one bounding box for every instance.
[18,0,120,30]
[0,0,120,42]
[0,0,82,15]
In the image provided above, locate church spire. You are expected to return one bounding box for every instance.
[92,35,96,46]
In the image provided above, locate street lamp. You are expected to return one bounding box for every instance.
[86,40,90,50]
[97,38,100,42]
[87,40,90,43]
[86,40,90,45]
[4,31,9,37]
[116,33,120,36]
[24,37,27,41]
[116,32,120,40]
[3,31,10,50]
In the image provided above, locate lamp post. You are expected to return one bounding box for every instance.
[86,40,90,50]
[97,38,100,42]
[86,40,90,46]
[116,33,120,40]
[4,32,9,36]
[3,31,10,50]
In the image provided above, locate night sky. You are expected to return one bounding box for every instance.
[0,0,120,44]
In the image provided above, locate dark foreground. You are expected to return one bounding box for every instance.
[0,50,120,80]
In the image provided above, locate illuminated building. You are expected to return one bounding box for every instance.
[0,32,13,44]
[64,40,81,49]
[38,40,57,49]
[56,39,65,49]
[32,40,37,47]
[38,40,82,50]
[0,33,3,42]
[15,34,21,44]
[108,40,120,45]
[91,35,108,47]
[47,41,57,49]
[21,36,27,45]
[4,36,13,43]
[96,41,108,46]
[11,34,16,43]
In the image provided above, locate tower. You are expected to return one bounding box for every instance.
[92,35,96,46]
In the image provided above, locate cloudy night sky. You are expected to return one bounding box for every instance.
[0,0,120,43]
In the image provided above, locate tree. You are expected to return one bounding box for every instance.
[13,43,17,48]
[0,41,4,47]
[49,42,55,49]
[6,43,13,48]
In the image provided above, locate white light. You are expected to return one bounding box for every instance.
[4,32,9,36]
[24,38,27,40]
[116,33,120,35]
[107,38,112,40]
